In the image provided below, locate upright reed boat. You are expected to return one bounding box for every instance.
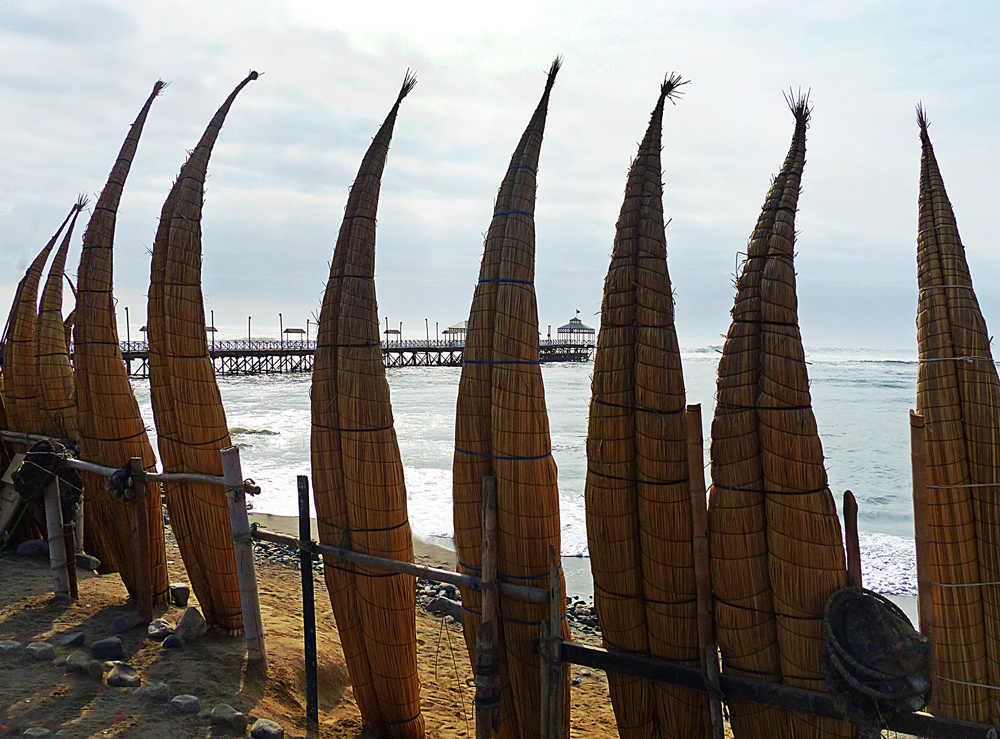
[708,95,852,739]
[585,75,709,739]
[914,106,1000,724]
[452,58,569,738]
[75,81,168,602]
[311,73,424,738]
[147,72,259,632]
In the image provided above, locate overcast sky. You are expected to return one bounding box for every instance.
[1,1,998,349]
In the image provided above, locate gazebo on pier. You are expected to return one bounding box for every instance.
[556,314,595,344]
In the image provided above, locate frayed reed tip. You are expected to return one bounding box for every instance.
[784,87,811,126]
[661,72,689,104]
[399,69,417,101]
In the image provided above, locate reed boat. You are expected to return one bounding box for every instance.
[311,73,425,738]
[74,81,169,603]
[452,58,569,738]
[708,95,852,739]
[147,72,259,633]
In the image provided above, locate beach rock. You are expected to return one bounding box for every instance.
[57,632,85,648]
[162,634,185,651]
[111,612,143,634]
[65,651,91,673]
[440,583,459,600]
[21,728,51,738]
[426,597,462,623]
[210,703,249,733]
[52,655,68,667]
[0,639,23,656]
[250,718,285,739]
[75,553,101,571]
[86,660,107,681]
[26,642,55,661]
[174,607,207,642]
[90,636,123,660]
[17,539,48,557]
[147,618,172,642]
[106,663,141,688]
[133,682,169,701]
[169,582,190,607]
[170,694,200,714]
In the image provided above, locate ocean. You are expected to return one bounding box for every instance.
[131,346,919,599]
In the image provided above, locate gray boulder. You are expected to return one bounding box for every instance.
[75,553,101,571]
[174,607,207,642]
[133,682,169,701]
[111,612,143,634]
[21,728,51,738]
[26,642,55,661]
[162,634,185,651]
[106,663,141,688]
[169,694,200,714]
[169,582,190,607]
[17,539,48,557]
[250,718,285,739]
[210,704,249,733]
[89,636,123,661]
[65,651,92,673]
[56,632,85,648]
[426,596,462,623]
[0,639,23,657]
[147,618,172,642]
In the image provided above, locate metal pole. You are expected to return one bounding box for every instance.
[298,475,319,725]
[436,321,439,343]
[222,447,268,676]
[306,319,310,344]
[211,309,215,351]
[425,318,429,343]
[279,313,283,349]
[248,316,251,344]
[125,306,130,346]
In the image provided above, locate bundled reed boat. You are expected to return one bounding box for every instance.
[452,58,569,738]
[708,95,852,739]
[147,72,259,632]
[3,203,80,438]
[74,81,168,602]
[914,106,1000,724]
[36,196,86,440]
[311,73,424,738]
[585,75,709,739]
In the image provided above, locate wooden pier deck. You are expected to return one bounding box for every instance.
[120,339,594,377]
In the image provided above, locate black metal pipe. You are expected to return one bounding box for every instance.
[298,475,319,725]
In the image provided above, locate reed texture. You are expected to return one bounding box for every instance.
[36,196,86,440]
[311,72,424,738]
[147,72,258,632]
[709,95,851,739]
[585,75,708,739]
[452,58,569,738]
[75,81,168,603]
[3,204,77,437]
[915,106,1000,723]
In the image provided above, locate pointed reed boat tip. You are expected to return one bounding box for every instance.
[661,72,689,103]
[784,86,811,126]
[545,55,563,91]
[248,69,261,81]
[75,193,90,211]
[398,69,417,102]
[916,103,930,136]
[152,79,168,96]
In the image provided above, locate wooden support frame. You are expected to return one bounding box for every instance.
[43,477,71,601]
[910,411,937,700]
[127,457,153,623]
[297,474,319,725]
[475,476,500,738]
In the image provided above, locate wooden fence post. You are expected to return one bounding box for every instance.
[222,446,268,676]
[43,477,71,601]
[685,404,725,739]
[843,490,863,588]
[910,411,935,696]
[475,475,499,738]
[539,543,563,739]
[298,475,319,724]
[128,458,153,624]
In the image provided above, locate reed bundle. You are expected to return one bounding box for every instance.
[3,204,78,437]
[452,58,569,738]
[708,95,851,739]
[36,196,87,440]
[75,81,168,602]
[311,73,424,738]
[585,75,708,739]
[914,106,1000,723]
[147,72,258,633]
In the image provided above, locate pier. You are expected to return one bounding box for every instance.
[120,339,594,377]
